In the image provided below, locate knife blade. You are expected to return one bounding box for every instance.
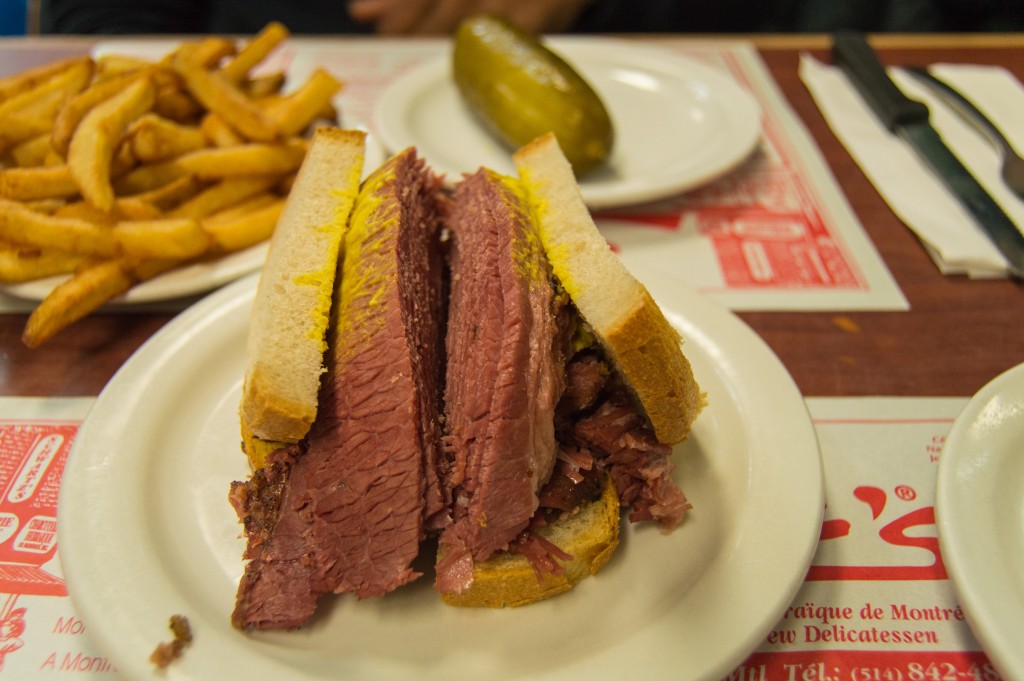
[831,31,1024,279]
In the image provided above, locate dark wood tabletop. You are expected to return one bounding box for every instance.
[1,34,1022,399]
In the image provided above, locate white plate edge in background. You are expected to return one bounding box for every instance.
[936,361,1024,680]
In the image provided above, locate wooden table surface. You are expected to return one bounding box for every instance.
[1,34,1022,399]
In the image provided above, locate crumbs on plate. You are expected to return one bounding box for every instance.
[149,614,192,668]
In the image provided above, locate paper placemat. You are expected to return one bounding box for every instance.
[0,396,1001,678]
[734,397,995,679]
[1,38,906,315]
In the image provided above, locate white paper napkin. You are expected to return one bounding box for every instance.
[800,54,1024,278]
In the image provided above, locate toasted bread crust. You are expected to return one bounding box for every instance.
[240,367,317,443]
[240,417,288,471]
[440,474,620,608]
[514,133,703,444]
[603,288,704,445]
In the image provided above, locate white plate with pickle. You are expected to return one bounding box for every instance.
[374,38,762,209]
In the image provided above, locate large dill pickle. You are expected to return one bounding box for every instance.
[452,15,613,175]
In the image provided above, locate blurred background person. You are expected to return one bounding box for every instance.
[38,0,776,35]
[38,0,1024,35]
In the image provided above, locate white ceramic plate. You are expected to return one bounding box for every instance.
[936,362,1024,680]
[374,39,762,209]
[59,271,821,681]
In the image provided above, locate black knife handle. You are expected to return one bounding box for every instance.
[831,31,929,132]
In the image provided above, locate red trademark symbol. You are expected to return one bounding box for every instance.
[895,485,917,501]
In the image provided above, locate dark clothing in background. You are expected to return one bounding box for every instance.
[766,0,1024,32]
[40,0,374,35]
[39,0,1024,35]
[38,0,776,35]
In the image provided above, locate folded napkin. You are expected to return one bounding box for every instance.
[800,54,1024,278]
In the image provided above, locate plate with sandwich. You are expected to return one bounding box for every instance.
[374,38,762,209]
[59,130,821,680]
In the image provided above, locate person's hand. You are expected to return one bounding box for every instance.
[347,0,592,35]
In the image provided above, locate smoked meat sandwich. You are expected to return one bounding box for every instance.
[230,129,704,629]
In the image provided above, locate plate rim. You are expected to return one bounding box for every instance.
[58,271,822,681]
[373,38,762,209]
[935,361,1024,679]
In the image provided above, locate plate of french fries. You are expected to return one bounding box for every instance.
[0,22,359,348]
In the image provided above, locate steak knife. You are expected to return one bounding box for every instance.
[831,31,1024,278]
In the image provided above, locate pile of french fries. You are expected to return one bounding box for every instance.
[0,22,344,348]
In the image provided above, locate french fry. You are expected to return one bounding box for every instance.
[200,112,244,147]
[0,56,91,100]
[112,162,190,196]
[171,141,306,179]
[67,76,157,212]
[0,245,87,283]
[51,69,152,156]
[23,199,66,214]
[202,191,277,220]
[219,21,290,83]
[22,259,136,348]
[115,197,163,221]
[0,114,55,154]
[0,200,117,256]
[244,72,286,99]
[129,175,202,210]
[174,62,279,142]
[112,217,210,259]
[167,175,279,219]
[10,134,56,168]
[22,253,185,347]
[263,69,343,137]
[2,200,207,260]
[152,84,202,123]
[111,138,138,176]
[0,59,94,121]
[203,196,284,252]
[54,201,117,225]
[0,166,80,201]
[94,54,150,79]
[43,149,65,167]
[130,257,181,281]
[56,197,161,223]
[127,113,206,162]
[172,36,237,69]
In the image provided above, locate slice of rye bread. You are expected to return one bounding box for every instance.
[513,133,704,445]
[239,127,366,467]
[439,473,620,608]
